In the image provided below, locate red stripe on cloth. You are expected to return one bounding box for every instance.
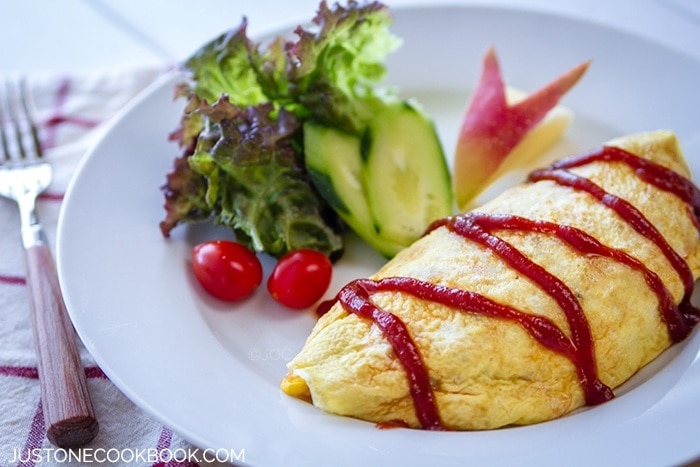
[151,427,172,467]
[0,365,108,379]
[44,114,100,128]
[40,78,101,151]
[0,366,38,378]
[5,369,107,465]
[150,428,200,467]
[84,365,108,379]
[0,273,26,285]
[17,402,45,467]
[37,191,65,202]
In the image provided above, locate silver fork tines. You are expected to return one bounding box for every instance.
[0,80,99,448]
[0,81,51,248]
[1,80,42,163]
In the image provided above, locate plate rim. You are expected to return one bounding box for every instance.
[57,4,700,466]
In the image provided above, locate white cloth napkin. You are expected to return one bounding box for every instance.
[0,66,228,466]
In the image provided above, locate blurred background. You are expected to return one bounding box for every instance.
[2,0,699,75]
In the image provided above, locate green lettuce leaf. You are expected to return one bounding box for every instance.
[189,97,344,258]
[184,18,267,106]
[288,1,401,134]
[160,1,400,258]
[159,151,211,238]
[159,91,210,238]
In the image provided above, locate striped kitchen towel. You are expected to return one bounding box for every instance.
[0,66,228,467]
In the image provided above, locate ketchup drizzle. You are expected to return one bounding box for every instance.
[550,146,700,226]
[528,168,696,301]
[338,282,445,431]
[330,146,700,429]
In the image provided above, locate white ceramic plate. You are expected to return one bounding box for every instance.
[57,5,700,466]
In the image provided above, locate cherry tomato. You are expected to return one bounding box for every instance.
[192,240,262,302]
[267,249,333,309]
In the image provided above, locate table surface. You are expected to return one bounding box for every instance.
[2,0,700,73]
[2,0,700,465]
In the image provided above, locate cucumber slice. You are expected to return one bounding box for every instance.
[305,122,371,222]
[304,122,403,256]
[363,101,453,245]
[304,101,453,257]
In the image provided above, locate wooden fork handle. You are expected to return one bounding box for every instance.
[24,243,99,448]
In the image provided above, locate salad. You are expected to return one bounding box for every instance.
[158,0,588,306]
[159,0,452,261]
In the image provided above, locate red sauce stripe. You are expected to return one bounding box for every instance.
[340,281,445,430]
[529,168,696,299]
[551,145,700,226]
[467,213,689,342]
[446,214,611,404]
[330,145,700,430]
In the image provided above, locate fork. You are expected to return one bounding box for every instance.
[0,80,98,448]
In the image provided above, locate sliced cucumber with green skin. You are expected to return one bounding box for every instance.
[363,101,453,246]
[304,101,453,258]
[305,123,371,226]
[305,122,404,257]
